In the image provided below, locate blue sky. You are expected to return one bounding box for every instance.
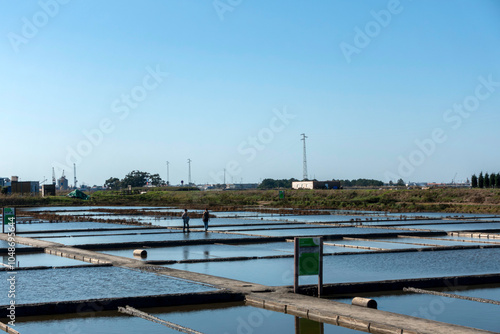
[1,0,499,186]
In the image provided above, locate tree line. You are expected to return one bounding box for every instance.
[339,178,385,187]
[104,170,164,190]
[258,178,384,189]
[471,172,500,188]
[258,178,298,189]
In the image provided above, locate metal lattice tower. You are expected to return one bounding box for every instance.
[301,133,308,180]
[187,159,192,185]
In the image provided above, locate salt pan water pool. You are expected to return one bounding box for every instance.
[375,237,495,247]
[167,248,500,286]
[0,266,214,305]
[21,206,166,212]
[0,252,86,267]
[241,226,403,237]
[259,214,397,223]
[13,303,364,334]
[0,241,32,248]
[326,239,434,250]
[401,222,500,231]
[15,221,141,232]
[99,242,369,261]
[22,228,168,238]
[333,285,500,332]
[150,217,288,228]
[36,231,256,246]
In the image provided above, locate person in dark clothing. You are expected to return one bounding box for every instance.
[202,208,210,232]
[181,209,190,233]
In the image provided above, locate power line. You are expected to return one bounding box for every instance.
[166,161,170,186]
[73,163,77,189]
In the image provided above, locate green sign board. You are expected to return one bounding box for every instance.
[3,208,15,225]
[279,190,285,199]
[298,237,320,276]
[2,208,16,233]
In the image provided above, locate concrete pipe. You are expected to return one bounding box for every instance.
[133,249,147,258]
[352,297,377,309]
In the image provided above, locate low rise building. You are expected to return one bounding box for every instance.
[292,181,341,190]
[42,184,56,197]
[0,177,9,187]
[11,181,39,195]
[225,183,258,190]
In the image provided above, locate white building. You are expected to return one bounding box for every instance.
[292,181,341,190]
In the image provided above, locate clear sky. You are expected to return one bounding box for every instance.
[1,0,499,186]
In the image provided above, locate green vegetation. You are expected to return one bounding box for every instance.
[471,172,499,188]
[2,188,500,214]
[339,178,384,187]
[104,170,164,189]
[258,178,298,189]
[257,177,385,189]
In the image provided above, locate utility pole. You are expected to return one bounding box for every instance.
[74,163,78,189]
[187,159,192,185]
[166,161,170,186]
[301,133,308,180]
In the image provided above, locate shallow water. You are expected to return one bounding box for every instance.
[386,212,497,219]
[242,226,403,237]
[326,239,433,250]
[15,221,141,232]
[376,237,494,247]
[0,266,214,305]
[21,206,167,212]
[13,303,363,334]
[212,211,281,218]
[22,228,168,238]
[333,286,500,332]
[167,248,500,286]
[259,214,396,223]
[37,231,255,246]
[0,241,32,248]
[99,242,368,261]
[0,253,85,268]
[150,217,278,228]
[211,223,322,231]
[401,223,500,231]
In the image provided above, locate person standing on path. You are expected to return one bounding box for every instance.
[202,208,210,232]
[181,209,190,233]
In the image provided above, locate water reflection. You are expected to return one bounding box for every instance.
[295,317,324,334]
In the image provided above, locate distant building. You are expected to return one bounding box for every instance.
[58,176,69,190]
[225,183,258,190]
[292,181,341,190]
[11,181,39,195]
[0,177,9,187]
[42,184,56,197]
